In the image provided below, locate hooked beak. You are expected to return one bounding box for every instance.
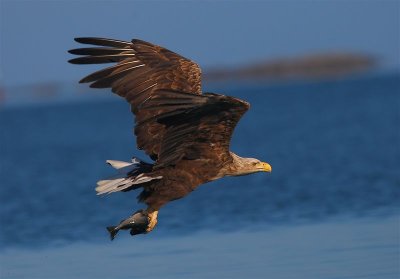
[257,162,272,172]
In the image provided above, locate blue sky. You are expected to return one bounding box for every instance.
[1,0,399,86]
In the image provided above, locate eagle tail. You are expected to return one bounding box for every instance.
[95,157,162,195]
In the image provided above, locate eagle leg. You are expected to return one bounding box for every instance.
[144,209,159,233]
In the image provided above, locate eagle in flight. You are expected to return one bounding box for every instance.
[69,37,271,240]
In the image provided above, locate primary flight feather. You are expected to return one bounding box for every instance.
[69,37,271,239]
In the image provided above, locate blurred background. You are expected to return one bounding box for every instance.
[1,1,399,279]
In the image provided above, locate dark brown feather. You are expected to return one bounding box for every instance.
[68,54,135,64]
[89,65,145,88]
[79,60,142,83]
[74,37,131,48]
[68,47,132,56]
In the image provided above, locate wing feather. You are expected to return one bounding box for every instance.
[89,64,145,88]
[74,37,131,48]
[68,47,132,56]
[79,60,139,83]
[68,54,135,64]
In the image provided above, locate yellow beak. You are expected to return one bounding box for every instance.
[258,162,272,172]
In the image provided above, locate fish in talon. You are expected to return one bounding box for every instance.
[106,210,149,240]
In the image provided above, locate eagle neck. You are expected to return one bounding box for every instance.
[221,152,250,177]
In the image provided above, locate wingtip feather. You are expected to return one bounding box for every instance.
[73,37,131,48]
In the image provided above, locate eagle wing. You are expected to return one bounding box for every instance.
[138,90,250,169]
[69,37,202,160]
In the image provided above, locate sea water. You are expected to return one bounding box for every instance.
[0,73,399,278]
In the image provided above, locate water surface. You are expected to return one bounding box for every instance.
[0,73,399,278]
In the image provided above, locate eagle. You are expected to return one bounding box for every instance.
[68,37,272,240]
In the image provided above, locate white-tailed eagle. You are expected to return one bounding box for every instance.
[69,37,271,240]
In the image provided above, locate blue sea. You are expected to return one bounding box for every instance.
[0,73,399,278]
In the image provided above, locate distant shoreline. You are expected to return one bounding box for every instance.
[2,69,399,108]
[204,52,376,81]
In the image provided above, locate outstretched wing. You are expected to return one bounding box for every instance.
[139,91,250,169]
[69,37,202,160]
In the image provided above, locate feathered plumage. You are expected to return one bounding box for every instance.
[69,37,271,239]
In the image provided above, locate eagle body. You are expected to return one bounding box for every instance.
[69,37,271,239]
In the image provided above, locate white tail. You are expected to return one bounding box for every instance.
[95,157,162,195]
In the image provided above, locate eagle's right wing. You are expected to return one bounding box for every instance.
[138,91,250,169]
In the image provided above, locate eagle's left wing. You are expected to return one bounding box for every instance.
[69,37,202,160]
